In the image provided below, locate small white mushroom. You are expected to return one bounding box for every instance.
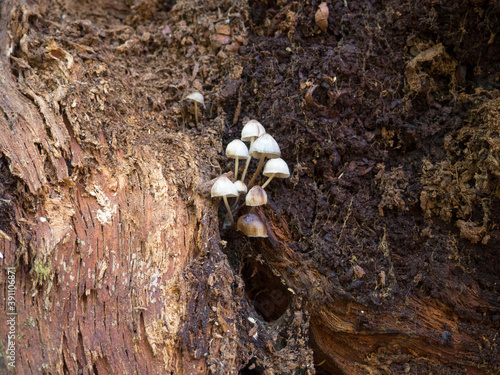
[248,134,281,187]
[234,180,248,195]
[241,120,266,145]
[237,213,268,238]
[245,186,267,207]
[186,92,204,125]
[226,140,249,181]
[261,158,290,189]
[231,180,248,212]
[240,120,266,182]
[211,176,238,226]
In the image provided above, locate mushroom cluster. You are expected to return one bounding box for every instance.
[211,120,290,238]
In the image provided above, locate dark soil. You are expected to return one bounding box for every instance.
[5,0,499,373]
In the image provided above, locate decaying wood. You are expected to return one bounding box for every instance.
[0,0,498,374]
[0,1,313,373]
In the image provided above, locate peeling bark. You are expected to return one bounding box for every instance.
[0,0,498,374]
[0,1,313,374]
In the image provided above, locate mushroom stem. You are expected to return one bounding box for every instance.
[223,196,234,226]
[194,102,198,125]
[240,138,255,182]
[231,194,242,212]
[241,158,251,182]
[234,157,239,181]
[261,173,276,189]
[248,156,265,188]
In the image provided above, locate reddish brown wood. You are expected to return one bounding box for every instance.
[0,1,498,374]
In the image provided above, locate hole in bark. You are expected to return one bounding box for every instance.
[35,142,43,156]
[62,352,70,374]
[62,334,70,374]
[77,331,87,370]
[241,257,291,322]
[139,311,156,359]
[239,357,264,374]
[82,292,87,312]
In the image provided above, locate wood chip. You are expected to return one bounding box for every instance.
[0,229,12,241]
[315,3,329,32]
[305,85,325,109]
[353,265,365,279]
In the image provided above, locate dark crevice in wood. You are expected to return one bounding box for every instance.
[241,256,291,322]
[239,357,264,374]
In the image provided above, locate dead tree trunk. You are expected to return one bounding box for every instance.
[0,0,498,374]
[0,1,314,373]
[0,1,261,373]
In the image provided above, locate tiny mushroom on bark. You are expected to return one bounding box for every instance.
[231,180,248,212]
[246,186,268,207]
[234,180,248,195]
[241,120,266,146]
[240,120,266,182]
[211,176,238,226]
[226,139,249,181]
[237,213,268,238]
[261,158,290,189]
[186,92,204,125]
[248,134,281,187]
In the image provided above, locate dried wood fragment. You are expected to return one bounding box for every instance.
[315,3,329,32]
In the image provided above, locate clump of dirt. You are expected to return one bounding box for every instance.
[404,42,457,97]
[375,164,409,216]
[421,94,500,243]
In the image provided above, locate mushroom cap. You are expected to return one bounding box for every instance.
[186,91,205,105]
[263,158,290,178]
[226,139,250,160]
[237,213,268,238]
[241,120,266,142]
[211,176,238,198]
[246,186,268,206]
[249,134,281,159]
[234,180,248,194]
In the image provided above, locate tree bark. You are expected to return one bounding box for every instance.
[0,1,314,373]
[0,0,498,374]
[0,1,263,373]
